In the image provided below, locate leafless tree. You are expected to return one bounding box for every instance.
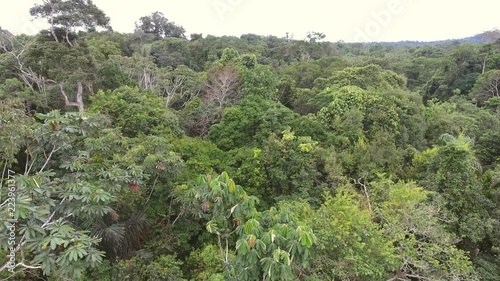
[111,54,158,91]
[473,70,500,104]
[1,34,49,94]
[1,31,89,112]
[159,70,203,109]
[203,66,240,109]
[157,70,188,108]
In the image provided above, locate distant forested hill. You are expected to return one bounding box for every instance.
[362,29,500,47]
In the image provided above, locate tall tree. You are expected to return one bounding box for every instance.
[308,188,397,280]
[425,134,492,247]
[472,70,500,104]
[0,109,110,279]
[136,12,186,40]
[173,172,316,280]
[306,31,326,43]
[204,66,240,110]
[0,32,94,112]
[371,179,478,280]
[30,0,111,45]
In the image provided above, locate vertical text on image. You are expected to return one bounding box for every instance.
[5,169,17,273]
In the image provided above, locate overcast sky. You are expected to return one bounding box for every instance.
[0,0,499,42]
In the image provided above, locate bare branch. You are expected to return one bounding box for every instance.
[0,261,42,272]
[353,177,372,212]
[0,33,56,98]
[204,66,240,109]
[59,82,85,112]
[475,70,500,103]
[39,144,62,173]
[162,74,187,108]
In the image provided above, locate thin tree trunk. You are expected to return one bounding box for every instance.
[76,82,84,112]
[59,82,85,112]
[48,1,59,43]
[483,55,488,74]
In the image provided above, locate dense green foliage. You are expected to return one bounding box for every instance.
[1,3,500,280]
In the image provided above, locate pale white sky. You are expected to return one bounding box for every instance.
[0,0,499,42]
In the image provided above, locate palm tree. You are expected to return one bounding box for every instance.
[84,210,149,260]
